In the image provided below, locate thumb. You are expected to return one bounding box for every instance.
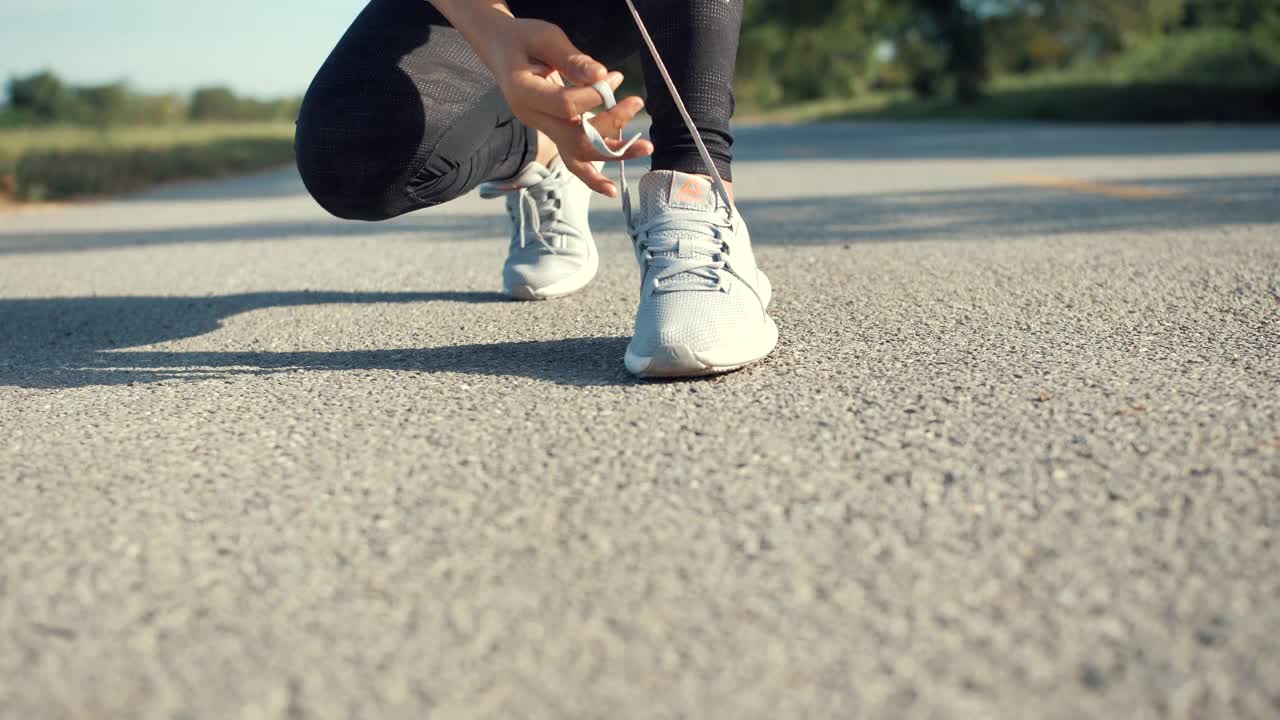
[530,23,606,86]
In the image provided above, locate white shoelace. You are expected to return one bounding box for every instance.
[478,171,578,255]
[631,212,730,292]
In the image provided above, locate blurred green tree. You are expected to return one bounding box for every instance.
[7,71,83,122]
[78,82,131,127]
[738,0,885,105]
[189,86,242,121]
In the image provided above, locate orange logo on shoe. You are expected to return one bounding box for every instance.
[672,175,709,207]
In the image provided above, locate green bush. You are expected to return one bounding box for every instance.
[1110,29,1280,86]
[13,137,295,202]
[3,71,302,128]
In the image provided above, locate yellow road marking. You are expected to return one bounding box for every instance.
[1007,175,1185,200]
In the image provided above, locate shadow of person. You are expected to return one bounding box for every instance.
[0,290,505,354]
[48,337,634,389]
[0,291,634,389]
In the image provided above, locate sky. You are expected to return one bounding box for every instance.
[0,0,367,98]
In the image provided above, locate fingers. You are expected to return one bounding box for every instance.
[561,133,654,196]
[564,72,624,113]
[564,157,617,197]
[602,136,655,160]
[511,71,623,120]
[526,22,607,86]
[539,116,652,197]
[501,24,652,199]
[513,87,650,197]
[588,95,646,137]
[532,108,653,161]
[551,112,654,197]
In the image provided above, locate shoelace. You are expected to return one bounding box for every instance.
[580,0,738,293]
[631,212,730,292]
[478,171,579,255]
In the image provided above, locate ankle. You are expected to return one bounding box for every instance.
[534,129,559,167]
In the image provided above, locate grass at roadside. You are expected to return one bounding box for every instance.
[0,122,296,202]
[4,70,1277,204]
[743,77,1279,125]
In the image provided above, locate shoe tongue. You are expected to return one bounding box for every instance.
[640,170,720,217]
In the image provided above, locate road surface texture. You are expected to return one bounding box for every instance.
[2,122,1279,719]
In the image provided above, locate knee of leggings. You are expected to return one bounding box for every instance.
[299,181,400,223]
[294,122,400,222]
[295,124,474,221]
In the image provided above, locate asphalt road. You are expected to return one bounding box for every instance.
[2,121,1278,719]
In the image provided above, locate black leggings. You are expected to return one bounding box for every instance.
[295,0,743,221]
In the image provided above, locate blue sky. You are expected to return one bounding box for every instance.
[0,0,367,98]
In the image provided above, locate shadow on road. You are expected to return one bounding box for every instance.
[737,175,1280,245]
[1,290,506,351]
[5,175,1276,256]
[0,213,509,256]
[24,338,633,389]
[0,291,635,389]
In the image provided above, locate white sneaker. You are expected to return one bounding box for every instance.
[576,12,781,379]
[624,170,777,377]
[479,156,598,300]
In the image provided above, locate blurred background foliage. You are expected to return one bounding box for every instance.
[3,0,1276,129]
[2,0,1277,201]
[736,0,1279,111]
[1,73,301,129]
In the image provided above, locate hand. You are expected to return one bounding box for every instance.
[482,17,654,196]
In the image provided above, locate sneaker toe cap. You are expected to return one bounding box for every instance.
[631,290,767,355]
[503,255,587,292]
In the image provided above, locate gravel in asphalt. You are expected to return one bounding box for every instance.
[1,122,1278,719]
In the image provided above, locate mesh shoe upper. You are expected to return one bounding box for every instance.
[628,170,772,356]
[479,156,596,293]
[584,2,778,374]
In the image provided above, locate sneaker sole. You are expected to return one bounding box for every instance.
[624,315,779,378]
[504,241,599,301]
